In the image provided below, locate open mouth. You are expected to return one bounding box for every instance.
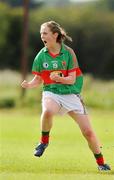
[43,40,47,44]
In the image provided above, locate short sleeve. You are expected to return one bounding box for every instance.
[68,49,78,73]
[32,53,41,76]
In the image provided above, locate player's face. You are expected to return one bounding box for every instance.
[40,25,58,48]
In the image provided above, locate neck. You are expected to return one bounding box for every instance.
[48,43,61,54]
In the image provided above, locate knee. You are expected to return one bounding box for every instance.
[82,129,95,139]
[42,109,54,119]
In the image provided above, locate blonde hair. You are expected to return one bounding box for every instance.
[41,21,72,43]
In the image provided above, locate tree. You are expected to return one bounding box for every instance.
[96,0,114,11]
[21,0,29,97]
[1,0,44,8]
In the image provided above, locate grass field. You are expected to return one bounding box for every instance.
[0,108,114,180]
[0,70,114,179]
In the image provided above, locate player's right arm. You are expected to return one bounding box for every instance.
[21,75,42,89]
[21,50,43,89]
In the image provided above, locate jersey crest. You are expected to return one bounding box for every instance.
[43,62,49,68]
[52,61,58,69]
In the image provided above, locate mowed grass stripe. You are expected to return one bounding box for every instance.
[0,109,114,180]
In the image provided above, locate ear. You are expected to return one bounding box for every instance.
[53,32,58,40]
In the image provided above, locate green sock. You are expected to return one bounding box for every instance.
[42,131,50,136]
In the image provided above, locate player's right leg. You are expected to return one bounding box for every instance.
[34,96,60,157]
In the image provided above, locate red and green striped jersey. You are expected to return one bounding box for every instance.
[32,43,83,94]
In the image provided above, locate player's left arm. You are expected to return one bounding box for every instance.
[50,48,77,84]
[50,71,76,84]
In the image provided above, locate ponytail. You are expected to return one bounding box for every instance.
[41,21,72,43]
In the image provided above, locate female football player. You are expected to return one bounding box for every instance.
[21,21,111,171]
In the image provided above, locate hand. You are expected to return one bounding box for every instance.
[21,80,30,88]
[50,73,61,82]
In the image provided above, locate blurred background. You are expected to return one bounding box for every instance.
[0,0,114,109]
[1,1,114,178]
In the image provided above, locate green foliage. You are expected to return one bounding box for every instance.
[29,6,114,78]
[0,2,114,78]
[0,98,15,108]
[0,3,10,47]
[0,70,114,110]
[82,75,114,109]
[96,0,114,11]
[0,3,23,69]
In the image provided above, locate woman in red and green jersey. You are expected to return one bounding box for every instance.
[21,21,110,171]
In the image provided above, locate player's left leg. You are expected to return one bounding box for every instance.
[68,111,111,171]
